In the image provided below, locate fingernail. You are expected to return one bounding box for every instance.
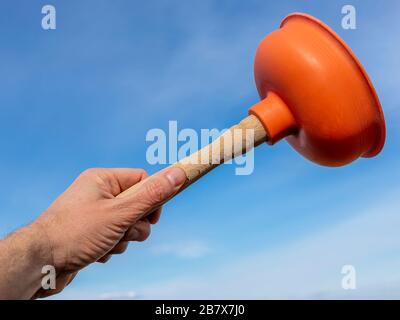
[165,167,187,187]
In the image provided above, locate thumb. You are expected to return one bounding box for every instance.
[117,167,187,221]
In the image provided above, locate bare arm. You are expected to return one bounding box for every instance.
[0,224,52,299]
[0,167,186,299]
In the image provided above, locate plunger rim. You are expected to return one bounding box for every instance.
[280,13,386,158]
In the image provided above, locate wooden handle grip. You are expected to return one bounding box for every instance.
[116,115,267,200]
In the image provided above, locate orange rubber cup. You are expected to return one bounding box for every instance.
[249,13,386,166]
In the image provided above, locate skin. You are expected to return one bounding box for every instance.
[0,167,187,299]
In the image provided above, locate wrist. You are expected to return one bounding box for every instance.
[29,220,55,268]
[0,222,53,299]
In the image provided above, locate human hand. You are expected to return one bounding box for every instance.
[30,167,186,298]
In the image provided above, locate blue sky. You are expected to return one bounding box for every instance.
[0,0,399,299]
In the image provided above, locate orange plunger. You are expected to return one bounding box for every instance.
[117,13,386,206]
[250,13,385,166]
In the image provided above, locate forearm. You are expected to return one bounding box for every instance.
[0,222,52,299]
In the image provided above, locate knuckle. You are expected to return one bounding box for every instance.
[144,179,168,204]
[114,242,128,254]
[111,199,130,212]
[98,255,111,263]
[113,248,124,255]
[137,226,151,242]
[137,168,148,178]
[81,168,101,177]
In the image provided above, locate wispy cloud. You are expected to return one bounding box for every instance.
[150,240,211,259]
[52,290,138,300]
[98,291,137,300]
[138,190,400,299]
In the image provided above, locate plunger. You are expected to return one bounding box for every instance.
[117,13,386,204]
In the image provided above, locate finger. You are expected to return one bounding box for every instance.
[108,168,149,196]
[98,241,129,263]
[123,219,151,242]
[115,167,186,221]
[98,254,112,263]
[147,207,162,224]
[110,241,129,254]
[76,168,149,197]
[66,272,78,286]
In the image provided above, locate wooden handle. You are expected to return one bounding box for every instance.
[116,115,267,200]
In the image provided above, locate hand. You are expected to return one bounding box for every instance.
[0,167,186,299]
